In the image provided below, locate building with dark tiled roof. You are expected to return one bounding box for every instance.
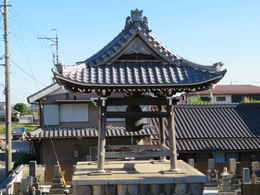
[27,9,227,181]
[188,84,260,103]
[151,103,260,173]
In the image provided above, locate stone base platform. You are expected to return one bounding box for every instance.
[72,160,207,195]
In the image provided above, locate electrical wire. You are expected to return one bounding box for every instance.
[11,60,47,86]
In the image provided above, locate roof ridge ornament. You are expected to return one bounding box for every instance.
[124,9,151,32]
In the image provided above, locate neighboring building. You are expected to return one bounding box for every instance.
[27,83,156,181]
[188,84,260,103]
[28,83,260,175]
[0,102,20,121]
[152,103,260,173]
[19,114,34,123]
[28,104,40,123]
[27,9,226,181]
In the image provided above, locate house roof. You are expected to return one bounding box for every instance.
[27,126,156,140]
[152,138,260,152]
[190,84,260,96]
[152,103,260,151]
[54,63,225,91]
[28,103,260,152]
[27,83,63,103]
[53,9,226,95]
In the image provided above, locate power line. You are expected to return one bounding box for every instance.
[11,60,47,85]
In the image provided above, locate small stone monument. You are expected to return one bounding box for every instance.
[188,158,195,167]
[29,161,37,178]
[229,158,236,176]
[251,161,260,184]
[219,167,232,192]
[208,158,215,170]
[207,158,218,186]
[251,161,259,172]
[242,168,251,184]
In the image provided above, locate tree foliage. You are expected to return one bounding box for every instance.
[187,96,212,104]
[243,96,260,103]
[14,103,28,114]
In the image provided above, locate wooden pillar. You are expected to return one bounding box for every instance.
[167,99,177,171]
[97,98,106,172]
[159,106,166,161]
[39,101,43,127]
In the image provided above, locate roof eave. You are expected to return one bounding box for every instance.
[53,69,226,89]
[27,83,61,104]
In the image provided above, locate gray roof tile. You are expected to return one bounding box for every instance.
[151,103,260,151]
[55,63,225,88]
[53,10,226,91]
[28,126,156,140]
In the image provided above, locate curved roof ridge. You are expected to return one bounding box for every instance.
[180,59,225,73]
[148,32,180,59]
[75,9,225,73]
[76,29,128,65]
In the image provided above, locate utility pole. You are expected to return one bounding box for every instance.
[38,29,60,65]
[2,0,12,175]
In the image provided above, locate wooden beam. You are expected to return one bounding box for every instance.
[105,111,168,118]
[56,100,92,104]
[106,145,162,152]
[106,97,169,106]
[106,151,169,159]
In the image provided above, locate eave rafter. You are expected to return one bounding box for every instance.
[54,72,223,97]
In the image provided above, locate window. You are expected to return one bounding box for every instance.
[60,104,88,122]
[200,96,211,102]
[216,96,226,102]
[44,104,59,125]
[106,106,127,122]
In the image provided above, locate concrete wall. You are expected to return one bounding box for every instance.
[38,137,143,165]
[73,183,204,195]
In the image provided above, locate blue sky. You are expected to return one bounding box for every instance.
[0,0,259,103]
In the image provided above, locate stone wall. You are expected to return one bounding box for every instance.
[73,183,204,195]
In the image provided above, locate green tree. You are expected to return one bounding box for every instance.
[14,103,28,114]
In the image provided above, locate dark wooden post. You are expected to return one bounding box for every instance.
[167,98,178,171]
[159,106,166,161]
[97,97,107,172]
[39,101,43,127]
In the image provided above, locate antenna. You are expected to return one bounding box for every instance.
[38,29,60,65]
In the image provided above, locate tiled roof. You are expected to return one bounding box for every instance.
[29,103,260,151]
[152,138,260,152]
[28,126,156,140]
[190,84,260,95]
[55,63,225,89]
[75,10,223,72]
[76,9,179,67]
[152,103,260,151]
[53,10,226,92]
